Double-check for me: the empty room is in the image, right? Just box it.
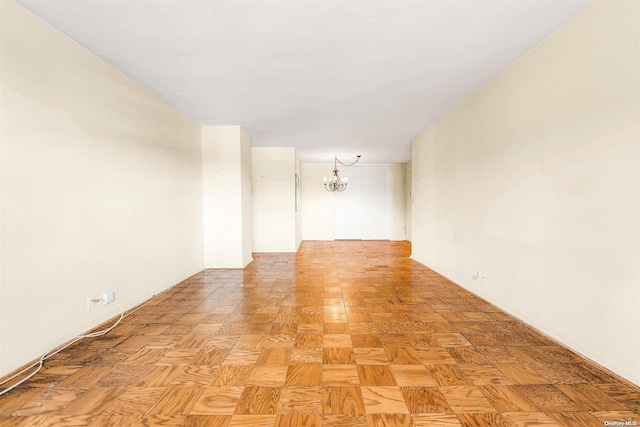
[1,0,639,426]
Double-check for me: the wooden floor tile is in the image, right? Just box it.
[235,334,267,349]
[459,365,511,386]
[439,386,497,413]
[465,348,508,365]
[210,365,253,386]
[323,365,361,386]
[100,387,165,415]
[447,348,489,365]
[498,412,558,426]
[234,386,281,415]
[546,411,603,426]
[323,334,352,347]
[277,386,323,414]
[190,387,244,415]
[183,415,232,427]
[390,365,437,387]
[156,349,199,366]
[556,383,628,411]
[594,383,640,411]
[322,414,368,426]
[275,413,321,427]
[263,335,295,349]
[324,347,356,364]
[347,313,372,323]
[57,366,114,388]
[247,366,288,386]
[349,323,378,335]
[322,386,365,415]
[147,387,203,415]
[351,334,382,348]
[60,387,126,415]
[324,323,350,334]
[400,386,453,414]
[134,366,182,387]
[193,348,230,365]
[297,323,324,334]
[176,335,211,350]
[435,333,472,347]
[477,385,538,412]
[408,333,440,348]
[357,365,397,386]
[124,348,167,366]
[228,414,277,427]
[411,414,462,426]
[294,334,323,349]
[416,348,457,365]
[1,241,638,427]
[285,364,322,386]
[495,363,549,385]
[366,413,415,427]
[208,336,241,349]
[172,365,219,386]
[456,412,509,427]
[427,364,471,386]
[93,365,151,388]
[223,349,262,365]
[361,386,409,414]
[324,313,348,323]
[354,348,390,365]
[11,389,85,416]
[513,384,583,412]
[384,347,422,365]
[33,415,96,426]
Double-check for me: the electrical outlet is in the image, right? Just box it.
[102,290,114,305]
[87,297,96,310]
[472,271,487,284]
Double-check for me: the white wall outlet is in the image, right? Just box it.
[472,271,481,281]
[87,297,96,310]
[102,290,115,305]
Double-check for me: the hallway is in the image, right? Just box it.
[1,241,638,426]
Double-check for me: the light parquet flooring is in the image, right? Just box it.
[1,241,639,427]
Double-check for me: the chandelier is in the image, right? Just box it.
[323,155,361,192]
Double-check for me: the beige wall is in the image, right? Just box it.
[295,155,302,250]
[405,161,412,242]
[389,163,407,241]
[240,129,253,266]
[1,1,204,376]
[411,0,639,385]
[202,126,253,268]
[301,163,336,240]
[301,162,408,241]
[252,147,297,252]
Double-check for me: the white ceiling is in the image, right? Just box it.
[17,0,592,163]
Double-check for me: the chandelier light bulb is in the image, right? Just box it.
[323,155,360,192]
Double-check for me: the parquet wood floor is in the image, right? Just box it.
[1,241,638,426]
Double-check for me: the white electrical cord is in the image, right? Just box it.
[0,277,185,396]
[0,302,124,396]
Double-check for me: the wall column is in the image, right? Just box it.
[202,126,253,268]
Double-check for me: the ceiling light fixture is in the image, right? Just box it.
[323,155,361,192]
